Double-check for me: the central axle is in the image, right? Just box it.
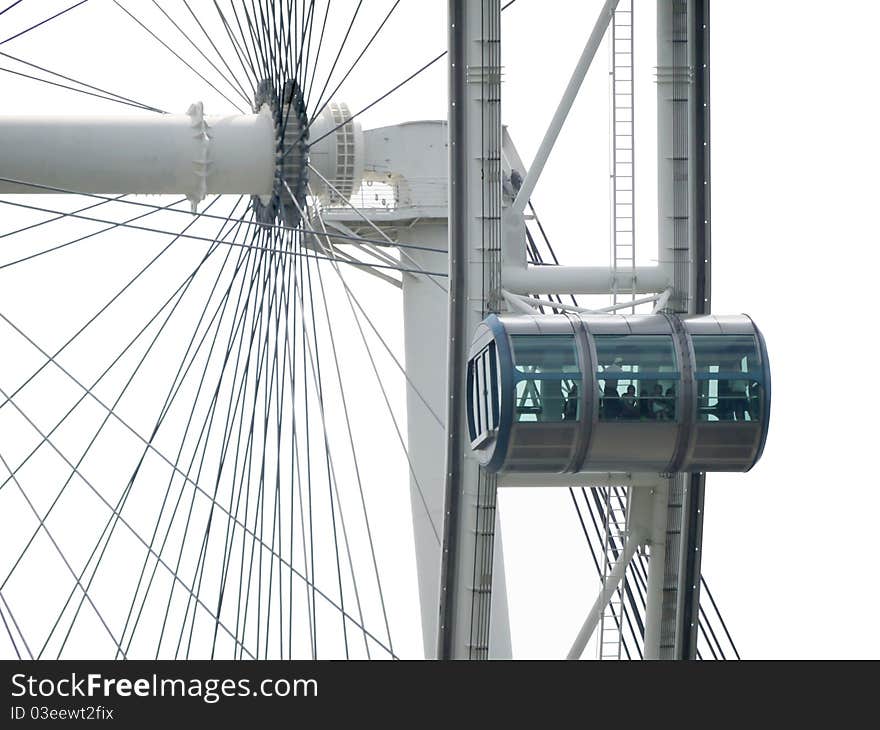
[0,79,362,227]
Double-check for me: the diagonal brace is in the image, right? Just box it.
[567,528,644,660]
[512,0,619,214]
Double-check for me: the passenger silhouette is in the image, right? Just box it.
[621,384,639,419]
[602,381,621,419]
[716,380,734,420]
[663,386,676,420]
[650,383,666,420]
[563,383,579,421]
[603,357,624,379]
[600,358,624,420]
[729,380,749,420]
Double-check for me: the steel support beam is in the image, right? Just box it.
[674,0,711,660]
[646,0,711,661]
[437,0,507,660]
[436,0,469,658]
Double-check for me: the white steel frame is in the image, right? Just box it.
[0,0,713,660]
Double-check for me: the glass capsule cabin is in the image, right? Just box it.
[466,313,770,474]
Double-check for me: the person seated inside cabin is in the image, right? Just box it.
[621,384,639,420]
[662,386,676,420]
[602,380,622,419]
[640,382,655,419]
[563,383,579,421]
[729,380,749,420]
[650,383,667,420]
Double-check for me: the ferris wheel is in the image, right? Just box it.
[0,0,752,660]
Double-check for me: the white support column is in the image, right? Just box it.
[403,220,512,660]
[398,222,453,659]
[0,107,276,207]
[643,478,671,659]
[656,0,691,310]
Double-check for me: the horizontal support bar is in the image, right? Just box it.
[504,289,671,314]
[502,264,671,295]
[499,472,663,489]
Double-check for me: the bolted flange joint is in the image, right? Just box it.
[251,78,309,228]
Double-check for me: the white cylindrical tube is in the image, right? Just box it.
[0,107,276,201]
[502,263,672,295]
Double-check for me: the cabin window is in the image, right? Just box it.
[594,335,679,421]
[692,335,762,421]
[467,341,501,446]
[511,335,581,423]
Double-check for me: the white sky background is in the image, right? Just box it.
[697,2,880,658]
[0,0,877,659]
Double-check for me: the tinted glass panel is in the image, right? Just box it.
[511,335,581,423]
[594,335,679,421]
[467,342,501,445]
[692,335,762,421]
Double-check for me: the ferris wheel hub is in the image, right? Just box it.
[251,78,310,227]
